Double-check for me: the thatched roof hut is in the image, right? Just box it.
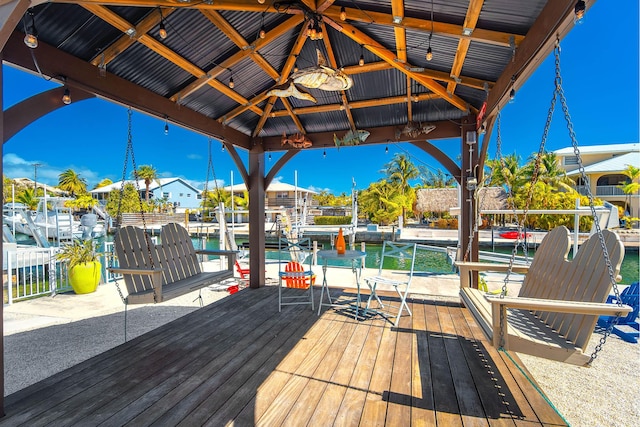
[415,187,508,213]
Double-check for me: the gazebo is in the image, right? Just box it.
[0,0,595,422]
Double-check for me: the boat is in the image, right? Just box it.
[3,198,105,243]
[499,230,532,239]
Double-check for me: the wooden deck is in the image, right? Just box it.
[0,286,567,426]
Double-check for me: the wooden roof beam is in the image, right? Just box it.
[269,93,439,117]
[70,1,523,47]
[170,15,303,103]
[447,0,484,94]
[87,6,176,66]
[342,61,493,91]
[391,0,407,63]
[328,18,472,112]
[253,26,308,137]
[320,21,355,130]
[200,10,280,81]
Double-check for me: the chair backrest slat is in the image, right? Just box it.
[114,226,157,295]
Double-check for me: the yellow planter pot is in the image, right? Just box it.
[69,261,102,294]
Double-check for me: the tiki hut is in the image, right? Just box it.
[415,187,508,214]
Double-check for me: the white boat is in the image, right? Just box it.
[3,198,105,243]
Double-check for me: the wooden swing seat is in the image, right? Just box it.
[456,226,632,366]
[110,223,237,304]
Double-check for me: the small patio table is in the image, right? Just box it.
[316,249,366,319]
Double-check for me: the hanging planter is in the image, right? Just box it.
[56,239,103,294]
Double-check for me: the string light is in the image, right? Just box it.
[359,45,365,66]
[221,143,226,152]
[258,0,265,4]
[508,76,516,103]
[62,88,71,105]
[23,9,38,49]
[228,73,235,89]
[385,145,389,154]
[268,152,272,161]
[426,0,434,61]
[164,116,169,135]
[158,9,167,39]
[323,149,326,159]
[340,6,347,21]
[259,13,266,39]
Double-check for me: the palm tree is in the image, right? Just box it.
[522,152,573,192]
[619,164,640,217]
[93,178,113,189]
[383,153,419,223]
[58,169,87,196]
[15,187,39,210]
[359,180,404,225]
[134,165,160,202]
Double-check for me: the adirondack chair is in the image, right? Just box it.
[278,238,315,312]
[457,226,632,366]
[110,222,237,305]
[597,282,639,343]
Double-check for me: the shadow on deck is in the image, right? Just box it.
[0,286,567,426]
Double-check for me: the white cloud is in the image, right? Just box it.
[2,153,100,187]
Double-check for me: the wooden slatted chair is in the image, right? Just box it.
[363,241,418,326]
[110,222,237,305]
[278,238,314,312]
[457,226,632,366]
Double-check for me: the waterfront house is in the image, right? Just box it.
[90,178,202,211]
[554,143,640,217]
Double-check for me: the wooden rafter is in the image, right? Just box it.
[320,21,355,131]
[87,7,176,66]
[447,0,484,95]
[252,26,308,137]
[67,1,524,48]
[342,61,492,91]
[327,18,472,112]
[269,93,439,118]
[391,0,407,63]
[82,4,263,115]
[170,15,303,103]
[406,76,413,122]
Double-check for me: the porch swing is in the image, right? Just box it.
[456,41,632,366]
[108,109,237,310]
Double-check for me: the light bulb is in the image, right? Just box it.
[268,152,272,161]
[62,88,71,105]
[24,33,38,49]
[426,47,433,61]
[509,88,516,103]
[340,7,347,21]
[359,54,364,66]
[385,146,389,154]
[293,62,299,73]
[258,0,265,4]
[229,76,234,89]
[259,26,266,39]
[164,122,169,135]
[159,22,167,39]
[323,149,326,159]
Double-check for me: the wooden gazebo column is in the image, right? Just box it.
[247,145,266,289]
[460,117,480,287]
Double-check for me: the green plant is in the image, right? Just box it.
[56,239,102,270]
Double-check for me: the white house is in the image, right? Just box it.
[90,177,202,210]
[554,143,639,218]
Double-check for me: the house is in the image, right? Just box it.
[223,182,318,223]
[90,178,202,211]
[554,143,640,218]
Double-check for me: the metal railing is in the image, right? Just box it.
[576,185,625,196]
[4,247,72,304]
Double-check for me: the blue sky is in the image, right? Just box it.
[2,1,638,195]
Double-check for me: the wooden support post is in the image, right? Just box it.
[460,117,479,288]
[248,147,266,288]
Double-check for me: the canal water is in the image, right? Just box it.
[196,238,639,286]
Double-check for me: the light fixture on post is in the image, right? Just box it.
[23,8,38,49]
[340,6,347,21]
[359,45,365,66]
[158,9,167,39]
[574,0,586,24]
[62,88,71,105]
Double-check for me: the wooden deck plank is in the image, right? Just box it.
[410,298,437,427]
[425,302,463,426]
[0,287,567,427]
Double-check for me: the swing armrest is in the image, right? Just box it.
[194,250,238,271]
[485,295,633,316]
[455,262,530,288]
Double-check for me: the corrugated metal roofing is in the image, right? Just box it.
[9,0,563,142]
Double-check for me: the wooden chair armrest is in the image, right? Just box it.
[455,262,530,288]
[485,295,633,316]
[108,267,164,276]
[195,249,237,270]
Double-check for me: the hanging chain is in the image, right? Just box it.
[545,40,623,363]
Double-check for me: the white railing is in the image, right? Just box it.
[4,247,72,304]
[596,185,625,196]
